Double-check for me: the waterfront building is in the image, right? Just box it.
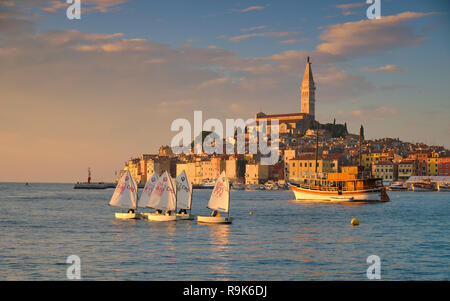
[176,156,222,184]
[437,156,450,176]
[372,160,398,183]
[426,152,439,176]
[398,159,416,181]
[361,150,391,169]
[407,152,430,176]
[283,149,297,181]
[225,156,246,183]
[288,154,334,182]
[245,162,269,185]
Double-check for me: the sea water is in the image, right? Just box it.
[0,183,449,280]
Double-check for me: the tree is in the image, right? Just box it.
[360,125,365,140]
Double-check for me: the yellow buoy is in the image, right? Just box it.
[249,211,254,215]
[351,218,360,226]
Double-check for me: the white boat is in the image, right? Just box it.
[411,181,436,192]
[138,172,159,218]
[175,170,194,220]
[437,183,450,192]
[108,170,141,219]
[246,184,259,191]
[193,180,216,189]
[387,181,407,191]
[231,183,246,190]
[197,171,232,224]
[143,171,178,222]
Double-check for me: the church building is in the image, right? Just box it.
[255,56,316,135]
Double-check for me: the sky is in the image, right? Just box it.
[0,0,449,182]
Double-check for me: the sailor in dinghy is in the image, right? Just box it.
[175,170,194,220]
[197,171,232,224]
[109,170,141,219]
[145,171,178,222]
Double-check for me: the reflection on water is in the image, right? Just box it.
[0,183,449,280]
[204,224,231,279]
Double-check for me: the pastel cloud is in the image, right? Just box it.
[362,64,408,73]
[240,25,267,32]
[239,6,265,13]
[229,31,292,42]
[317,12,437,56]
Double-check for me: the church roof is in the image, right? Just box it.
[255,112,309,119]
[302,56,315,85]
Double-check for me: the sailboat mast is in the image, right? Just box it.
[359,133,362,167]
[315,121,319,174]
[227,180,230,217]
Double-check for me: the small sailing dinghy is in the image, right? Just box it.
[109,170,140,219]
[138,172,159,220]
[145,171,178,222]
[197,171,232,224]
[175,170,194,220]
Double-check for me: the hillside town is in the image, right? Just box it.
[119,133,449,188]
[119,57,449,189]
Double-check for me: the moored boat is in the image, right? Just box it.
[437,183,450,192]
[411,181,436,192]
[289,165,389,202]
[246,184,259,191]
[387,182,407,191]
[231,183,246,190]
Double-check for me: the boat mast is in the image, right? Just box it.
[359,132,362,167]
[315,120,319,174]
[227,179,230,217]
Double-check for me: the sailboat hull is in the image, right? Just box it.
[144,213,178,222]
[197,216,233,224]
[176,213,194,220]
[115,212,141,219]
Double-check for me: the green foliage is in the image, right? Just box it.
[308,121,349,138]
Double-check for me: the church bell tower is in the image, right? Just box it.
[300,56,316,120]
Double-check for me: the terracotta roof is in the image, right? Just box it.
[255,112,309,119]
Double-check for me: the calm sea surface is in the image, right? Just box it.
[0,183,449,281]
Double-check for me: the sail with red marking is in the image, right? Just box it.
[207,171,230,213]
[147,171,177,211]
[138,172,159,208]
[109,170,138,209]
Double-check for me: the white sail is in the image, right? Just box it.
[207,171,230,213]
[138,172,159,208]
[147,171,177,211]
[109,170,138,209]
[175,170,192,210]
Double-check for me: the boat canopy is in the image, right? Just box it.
[406,176,450,183]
